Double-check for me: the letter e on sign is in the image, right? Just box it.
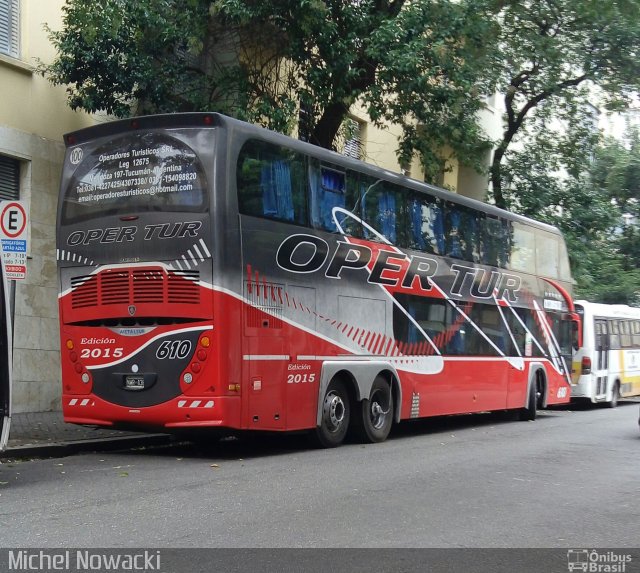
[0,201,27,240]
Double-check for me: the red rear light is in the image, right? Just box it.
[581,356,591,375]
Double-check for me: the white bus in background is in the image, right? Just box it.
[572,300,640,407]
[0,259,11,451]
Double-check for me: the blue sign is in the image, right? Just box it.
[1,239,26,252]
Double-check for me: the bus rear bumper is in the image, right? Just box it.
[62,394,242,430]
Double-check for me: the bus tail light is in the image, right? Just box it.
[581,356,592,375]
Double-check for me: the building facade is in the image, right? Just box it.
[1,0,96,413]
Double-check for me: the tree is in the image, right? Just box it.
[485,0,640,209]
[42,0,496,181]
[503,113,640,304]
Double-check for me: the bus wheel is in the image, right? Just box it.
[353,377,393,443]
[313,380,351,448]
[518,379,537,421]
[606,382,620,408]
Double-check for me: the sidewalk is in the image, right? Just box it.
[1,410,172,458]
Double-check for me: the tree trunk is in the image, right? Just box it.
[490,144,507,210]
[311,101,351,150]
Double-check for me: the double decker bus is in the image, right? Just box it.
[0,258,12,451]
[56,113,579,447]
[572,300,640,407]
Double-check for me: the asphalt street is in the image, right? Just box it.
[1,401,638,548]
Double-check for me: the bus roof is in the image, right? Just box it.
[65,112,563,236]
[574,300,640,320]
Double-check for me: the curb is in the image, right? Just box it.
[0,433,173,460]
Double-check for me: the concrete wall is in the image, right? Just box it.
[1,0,97,413]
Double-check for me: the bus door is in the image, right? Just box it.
[242,280,286,430]
[0,265,11,451]
[594,320,609,396]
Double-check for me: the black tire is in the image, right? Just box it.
[518,379,537,421]
[606,382,620,408]
[312,379,351,448]
[352,377,394,443]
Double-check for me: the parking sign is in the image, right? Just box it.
[0,200,28,280]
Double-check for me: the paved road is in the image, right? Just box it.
[1,402,638,548]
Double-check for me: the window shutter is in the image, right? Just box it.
[343,135,362,160]
[0,0,19,58]
[0,155,20,201]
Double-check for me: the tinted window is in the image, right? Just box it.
[392,294,511,356]
[557,238,572,281]
[237,140,308,225]
[402,193,443,255]
[359,176,402,244]
[310,162,362,234]
[480,216,511,268]
[510,223,536,273]
[444,203,482,263]
[535,230,560,279]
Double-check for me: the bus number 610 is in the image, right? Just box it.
[156,340,192,360]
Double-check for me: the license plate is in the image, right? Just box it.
[125,375,145,390]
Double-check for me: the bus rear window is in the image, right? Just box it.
[61,132,208,224]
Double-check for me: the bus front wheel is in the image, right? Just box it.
[313,380,351,448]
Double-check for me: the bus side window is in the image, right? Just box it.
[621,320,632,348]
[237,140,308,224]
[510,223,536,274]
[444,204,481,263]
[309,162,347,232]
[404,193,443,255]
[480,216,511,268]
[609,320,621,350]
[358,175,400,244]
[535,231,560,279]
[392,293,446,350]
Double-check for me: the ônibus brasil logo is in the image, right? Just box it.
[567,550,632,573]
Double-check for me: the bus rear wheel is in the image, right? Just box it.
[606,382,620,408]
[518,379,537,421]
[313,379,351,448]
[352,377,393,443]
